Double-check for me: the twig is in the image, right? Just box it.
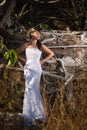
[70,0,78,18]
[65,74,74,85]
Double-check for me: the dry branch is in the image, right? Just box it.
[48,45,87,48]
[42,70,63,79]
[0,0,6,6]
[41,35,56,44]
[41,31,81,36]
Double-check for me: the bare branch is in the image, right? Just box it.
[48,45,87,49]
[0,0,6,6]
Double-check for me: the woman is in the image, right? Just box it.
[17,28,54,126]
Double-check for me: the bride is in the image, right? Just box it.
[17,28,54,126]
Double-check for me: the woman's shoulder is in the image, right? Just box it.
[24,42,31,48]
[26,45,33,49]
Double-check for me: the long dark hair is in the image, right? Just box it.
[36,40,42,50]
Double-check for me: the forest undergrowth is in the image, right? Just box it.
[0,67,87,130]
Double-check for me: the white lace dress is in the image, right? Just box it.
[23,47,46,126]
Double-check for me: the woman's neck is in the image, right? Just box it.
[31,39,37,48]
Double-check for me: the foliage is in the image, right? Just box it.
[0,37,18,66]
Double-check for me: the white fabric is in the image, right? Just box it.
[23,48,46,126]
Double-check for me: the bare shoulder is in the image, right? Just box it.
[26,45,33,48]
[16,42,30,53]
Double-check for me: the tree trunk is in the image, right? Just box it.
[1,0,16,27]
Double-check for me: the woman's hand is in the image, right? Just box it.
[40,59,46,65]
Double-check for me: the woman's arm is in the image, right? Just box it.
[40,44,54,65]
[16,43,28,54]
[18,55,26,63]
[16,43,28,63]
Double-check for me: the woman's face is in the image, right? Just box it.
[31,31,41,40]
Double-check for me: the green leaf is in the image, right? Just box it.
[7,49,18,66]
[4,51,9,59]
[7,60,12,66]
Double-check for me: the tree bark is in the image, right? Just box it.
[1,0,16,27]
